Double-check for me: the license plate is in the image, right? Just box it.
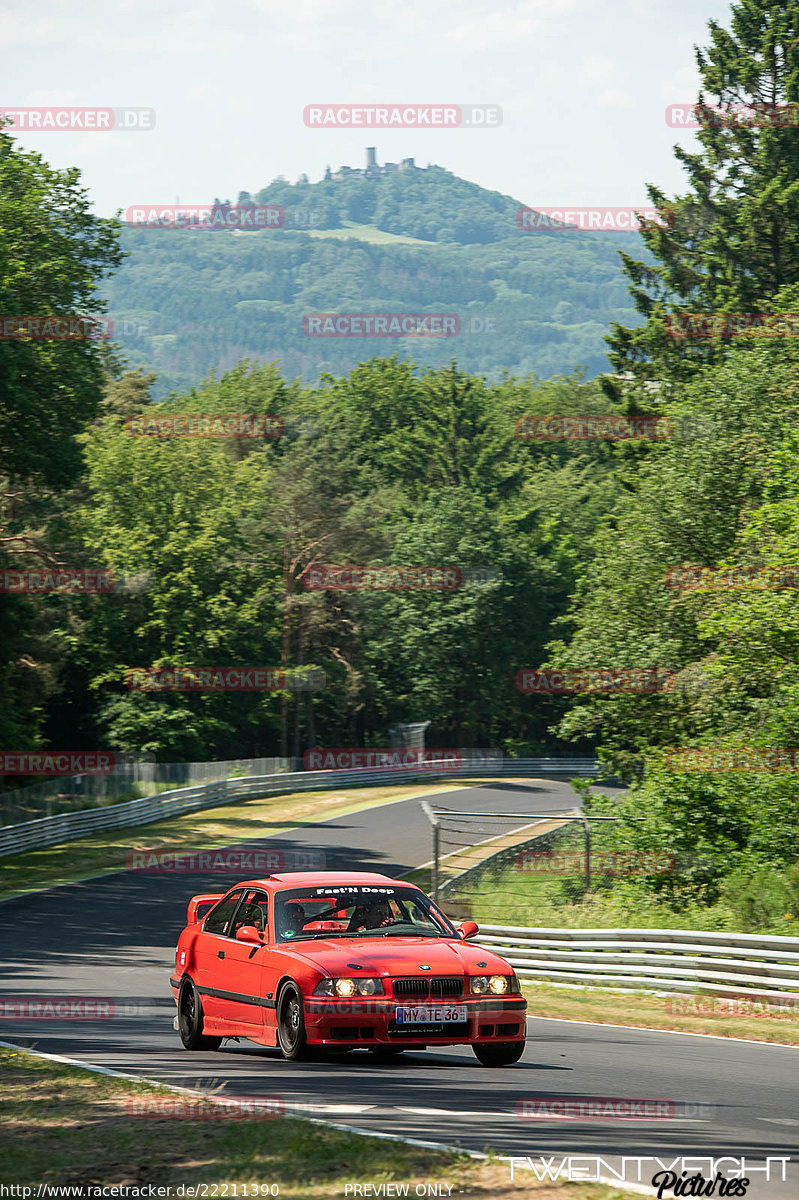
[395,1005,467,1024]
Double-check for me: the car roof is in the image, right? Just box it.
[232,871,412,890]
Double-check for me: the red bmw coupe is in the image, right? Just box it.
[170,871,526,1065]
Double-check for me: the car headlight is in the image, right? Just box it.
[312,977,385,998]
[469,974,512,995]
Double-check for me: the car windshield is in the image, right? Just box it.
[274,884,456,943]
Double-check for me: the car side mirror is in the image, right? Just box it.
[235,925,262,944]
[457,921,479,940]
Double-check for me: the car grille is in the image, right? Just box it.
[392,976,464,1000]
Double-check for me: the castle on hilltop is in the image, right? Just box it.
[324,147,418,182]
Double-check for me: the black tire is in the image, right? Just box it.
[472,1041,525,1067]
[276,982,308,1061]
[177,978,222,1051]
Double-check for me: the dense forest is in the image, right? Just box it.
[4,0,799,930]
[106,167,643,399]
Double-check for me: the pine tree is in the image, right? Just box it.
[605,0,799,397]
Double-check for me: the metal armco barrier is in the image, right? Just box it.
[475,925,799,1001]
[0,758,601,858]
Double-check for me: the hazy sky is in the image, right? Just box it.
[2,0,735,217]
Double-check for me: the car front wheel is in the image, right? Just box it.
[472,1041,525,1067]
[276,981,308,1060]
[177,978,222,1051]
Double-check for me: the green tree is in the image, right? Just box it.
[606,0,799,392]
[0,123,122,488]
[0,127,121,757]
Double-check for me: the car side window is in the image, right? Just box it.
[231,889,269,936]
[204,888,245,936]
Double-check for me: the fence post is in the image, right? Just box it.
[581,812,591,890]
[420,801,440,900]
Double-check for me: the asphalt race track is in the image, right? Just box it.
[1,779,797,1198]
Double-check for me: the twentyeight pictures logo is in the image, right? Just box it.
[303,104,502,127]
[0,107,155,130]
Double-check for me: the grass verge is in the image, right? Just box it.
[522,981,799,1045]
[0,1047,624,1199]
[0,778,497,904]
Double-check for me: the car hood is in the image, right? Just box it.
[281,935,512,977]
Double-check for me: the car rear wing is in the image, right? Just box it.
[187,893,224,925]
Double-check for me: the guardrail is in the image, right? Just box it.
[475,925,799,1001]
[0,757,602,858]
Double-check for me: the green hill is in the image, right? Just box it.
[105,161,646,398]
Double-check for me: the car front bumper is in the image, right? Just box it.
[302,996,527,1047]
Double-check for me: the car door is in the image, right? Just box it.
[223,889,271,1031]
[192,887,246,1024]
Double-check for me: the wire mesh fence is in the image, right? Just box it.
[0,756,300,827]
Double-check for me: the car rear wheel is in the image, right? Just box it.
[472,1041,525,1067]
[276,982,308,1061]
[178,978,222,1051]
